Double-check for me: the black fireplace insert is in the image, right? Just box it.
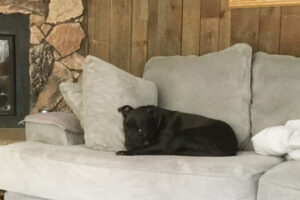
[0,14,29,127]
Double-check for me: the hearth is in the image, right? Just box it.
[0,14,29,127]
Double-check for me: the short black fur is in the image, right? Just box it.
[117,105,238,156]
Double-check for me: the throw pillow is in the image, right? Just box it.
[252,126,295,156]
[82,56,158,151]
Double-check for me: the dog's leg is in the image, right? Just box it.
[117,131,174,156]
[116,143,167,155]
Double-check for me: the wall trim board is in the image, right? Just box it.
[229,0,300,8]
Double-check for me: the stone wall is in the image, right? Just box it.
[0,0,87,113]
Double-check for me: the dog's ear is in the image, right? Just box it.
[118,105,133,117]
[147,106,162,129]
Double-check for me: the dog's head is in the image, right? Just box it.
[118,105,162,150]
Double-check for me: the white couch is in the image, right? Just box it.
[1,44,300,200]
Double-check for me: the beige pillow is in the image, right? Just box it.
[82,56,157,151]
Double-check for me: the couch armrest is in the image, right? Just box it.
[22,112,84,145]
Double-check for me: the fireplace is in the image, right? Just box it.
[0,0,87,129]
[0,36,14,114]
[0,14,29,127]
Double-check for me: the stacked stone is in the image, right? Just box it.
[0,0,87,113]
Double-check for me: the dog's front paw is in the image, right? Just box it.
[116,151,131,156]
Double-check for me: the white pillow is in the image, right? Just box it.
[288,149,300,160]
[59,82,84,127]
[285,120,300,149]
[82,56,158,151]
[252,126,295,156]
[286,119,300,130]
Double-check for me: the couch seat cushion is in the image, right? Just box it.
[5,192,47,200]
[0,142,283,200]
[257,161,300,200]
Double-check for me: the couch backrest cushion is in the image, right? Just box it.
[251,52,300,135]
[143,44,252,149]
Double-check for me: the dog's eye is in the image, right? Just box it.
[138,128,142,135]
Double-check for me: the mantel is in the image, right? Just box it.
[229,0,300,8]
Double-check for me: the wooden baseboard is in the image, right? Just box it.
[0,128,25,145]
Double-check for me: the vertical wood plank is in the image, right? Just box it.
[219,0,231,50]
[231,8,260,51]
[131,0,148,77]
[182,0,201,55]
[200,19,220,54]
[200,0,221,55]
[147,0,159,59]
[201,0,221,18]
[281,6,300,14]
[259,7,281,54]
[110,0,132,72]
[156,0,183,56]
[280,12,300,57]
[88,0,110,61]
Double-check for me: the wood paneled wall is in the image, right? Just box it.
[88,0,300,77]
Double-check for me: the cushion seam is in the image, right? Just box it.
[260,180,300,191]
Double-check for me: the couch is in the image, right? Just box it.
[0,44,299,200]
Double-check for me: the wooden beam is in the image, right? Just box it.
[229,0,300,8]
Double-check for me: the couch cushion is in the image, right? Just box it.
[257,161,300,200]
[25,122,84,145]
[251,52,300,135]
[0,142,283,200]
[5,192,48,200]
[143,44,252,149]
[23,112,84,145]
[82,56,157,152]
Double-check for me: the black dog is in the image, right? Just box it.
[116,105,238,156]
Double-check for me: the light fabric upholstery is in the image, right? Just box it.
[288,149,300,160]
[59,82,83,126]
[257,161,300,200]
[82,56,157,151]
[0,142,283,200]
[22,112,83,134]
[143,44,252,149]
[23,112,84,145]
[251,52,300,135]
[25,122,84,145]
[5,192,48,200]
